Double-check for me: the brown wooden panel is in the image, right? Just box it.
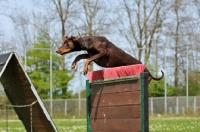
[1,80,30,88]
[91,119,140,131]
[91,80,140,95]
[32,121,46,127]
[91,92,140,107]
[91,105,140,119]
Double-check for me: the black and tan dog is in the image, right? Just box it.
[56,36,164,82]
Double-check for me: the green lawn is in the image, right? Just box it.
[0,117,200,132]
[150,117,200,132]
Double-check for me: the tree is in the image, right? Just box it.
[34,0,80,70]
[164,0,196,94]
[118,0,166,64]
[77,0,117,72]
[186,70,200,96]
[80,0,115,36]
[26,36,73,99]
[149,79,175,97]
[0,1,17,53]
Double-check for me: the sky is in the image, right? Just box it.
[0,0,39,35]
[0,1,28,91]
[0,0,33,35]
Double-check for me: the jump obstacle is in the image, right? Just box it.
[0,52,58,132]
[86,64,149,132]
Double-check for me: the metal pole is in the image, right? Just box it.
[176,97,179,114]
[78,72,81,116]
[26,47,53,115]
[78,90,81,116]
[65,99,67,116]
[50,48,53,116]
[186,45,188,110]
[164,50,167,115]
[25,48,27,71]
[194,96,196,113]
[151,98,153,115]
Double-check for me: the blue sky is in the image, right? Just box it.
[0,0,33,35]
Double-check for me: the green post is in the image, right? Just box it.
[86,80,91,132]
[140,72,149,132]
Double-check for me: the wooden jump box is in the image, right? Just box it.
[86,72,149,132]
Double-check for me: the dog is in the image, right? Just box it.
[56,36,164,82]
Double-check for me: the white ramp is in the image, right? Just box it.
[0,52,58,132]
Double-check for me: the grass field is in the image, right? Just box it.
[0,117,200,132]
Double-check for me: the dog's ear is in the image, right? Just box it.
[64,36,69,41]
[71,36,79,43]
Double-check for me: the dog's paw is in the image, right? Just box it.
[71,63,76,69]
[83,68,88,75]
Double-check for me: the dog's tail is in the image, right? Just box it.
[145,68,164,81]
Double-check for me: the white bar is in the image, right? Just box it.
[186,45,188,109]
[50,49,53,116]
[78,92,81,116]
[65,100,67,116]
[194,96,196,113]
[176,97,179,114]
[151,98,153,115]
[164,48,167,115]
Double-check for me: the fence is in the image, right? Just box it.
[1,96,200,119]
[149,96,200,115]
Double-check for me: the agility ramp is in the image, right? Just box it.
[0,52,58,132]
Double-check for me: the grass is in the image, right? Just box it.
[0,117,200,132]
[150,117,200,132]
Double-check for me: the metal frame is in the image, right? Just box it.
[140,72,149,132]
[86,80,91,132]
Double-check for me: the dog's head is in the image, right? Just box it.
[56,36,80,55]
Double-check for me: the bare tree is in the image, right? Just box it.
[35,0,80,70]
[80,0,115,36]
[78,0,116,71]
[164,0,195,93]
[118,0,166,65]
[0,0,17,54]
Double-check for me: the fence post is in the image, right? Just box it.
[79,92,81,116]
[140,72,149,132]
[194,96,196,113]
[65,99,67,116]
[176,97,179,114]
[86,80,91,132]
[150,98,153,115]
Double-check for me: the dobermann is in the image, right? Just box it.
[56,36,164,82]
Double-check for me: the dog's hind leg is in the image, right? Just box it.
[71,54,89,69]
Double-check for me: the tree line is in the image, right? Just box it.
[1,0,200,98]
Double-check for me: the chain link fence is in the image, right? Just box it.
[1,96,200,119]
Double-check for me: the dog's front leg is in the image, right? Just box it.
[83,52,107,75]
[71,54,90,69]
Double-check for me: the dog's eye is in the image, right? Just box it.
[64,43,69,46]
